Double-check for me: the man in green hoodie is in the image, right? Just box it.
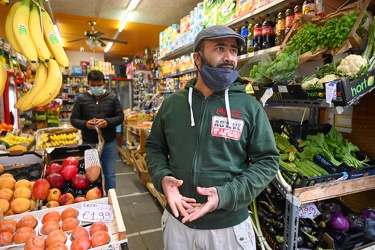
[145,25,279,249]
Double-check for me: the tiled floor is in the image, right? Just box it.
[114,153,164,250]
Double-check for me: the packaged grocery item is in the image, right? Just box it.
[247,17,256,53]
[261,14,275,49]
[302,0,315,16]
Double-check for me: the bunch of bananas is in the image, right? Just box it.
[37,132,78,149]
[3,0,70,110]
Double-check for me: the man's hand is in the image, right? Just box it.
[95,119,108,128]
[181,186,219,224]
[86,119,96,129]
[162,176,197,218]
[86,118,108,129]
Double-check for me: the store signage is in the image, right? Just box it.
[79,203,114,223]
[298,203,321,219]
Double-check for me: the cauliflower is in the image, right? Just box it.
[336,55,368,78]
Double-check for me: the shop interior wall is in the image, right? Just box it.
[65,51,105,68]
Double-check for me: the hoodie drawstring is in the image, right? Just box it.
[225,88,232,127]
[189,87,195,127]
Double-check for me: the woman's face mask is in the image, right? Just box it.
[197,53,238,92]
[91,86,104,96]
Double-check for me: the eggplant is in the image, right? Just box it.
[365,219,375,240]
[346,213,365,232]
[297,231,305,248]
[360,207,375,220]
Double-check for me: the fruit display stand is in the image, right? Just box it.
[0,188,128,250]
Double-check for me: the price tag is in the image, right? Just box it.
[299,203,321,219]
[78,203,114,223]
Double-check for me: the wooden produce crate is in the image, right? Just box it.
[146,182,166,208]
[279,0,370,64]
[131,151,150,184]
[0,189,128,250]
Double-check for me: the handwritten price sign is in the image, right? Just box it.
[78,203,114,223]
[299,203,321,219]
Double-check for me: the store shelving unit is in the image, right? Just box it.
[155,1,375,249]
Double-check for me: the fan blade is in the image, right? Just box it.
[85,30,104,38]
[100,37,128,44]
[97,39,107,47]
[67,38,87,43]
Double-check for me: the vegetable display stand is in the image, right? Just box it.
[272,175,375,249]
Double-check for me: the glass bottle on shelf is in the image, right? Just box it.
[247,18,256,53]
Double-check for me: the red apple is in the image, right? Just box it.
[62,156,79,167]
[59,192,75,206]
[46,173,65,188]
[33,178,51,200]
[45,162,63,175]
[86,187,102,200]
[61,164,78,180]
[71,174,90,189]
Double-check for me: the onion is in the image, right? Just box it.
[327,212,350,232]
[360,208,375,220]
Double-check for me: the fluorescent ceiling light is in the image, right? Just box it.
[104,42,114,53]
[53,24,63,47]
[118,11,129,32]
[127,0,141,11]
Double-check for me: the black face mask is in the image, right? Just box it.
[196,54,238,92]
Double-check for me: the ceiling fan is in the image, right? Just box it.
[67,21,128,49]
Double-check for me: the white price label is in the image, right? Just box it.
[78,203,114,223]
[298,203,321,219]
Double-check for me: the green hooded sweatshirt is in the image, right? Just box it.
[145,78,279,229]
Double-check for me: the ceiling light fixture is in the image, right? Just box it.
[127,0,141,11]
[118,11,129,32]
[53,24,63,47]
[104,42,114,52]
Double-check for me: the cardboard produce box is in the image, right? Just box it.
[35,127,82,150]
[45,144,104,199]
[0,151,44,181]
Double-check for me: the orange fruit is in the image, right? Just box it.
[0,231,13,246]
[41,220,60,236]
[6,124,13,131]
[13,226,36,244]
[47,241,68,250]
[71,225,89,240]
[42,211,61,224]
[89,221,107,236]
[71,235,91,250]
[61,207,78,221]
[61,217,79,232]
[90,230,110,248]
[17,215,37,229]
[0,219,17,234]
[24,236,46,250]
[45,230,67,247]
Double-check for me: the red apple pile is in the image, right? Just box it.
[35,156,103,207]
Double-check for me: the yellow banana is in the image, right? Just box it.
[12,0,38,62]
[0,61,7,96]
[32,59,62,106]
[14,62,47,111]
[5,1,23,53]
[0,0,10,6]
[29,2,51,62]
[39,0,69,68]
